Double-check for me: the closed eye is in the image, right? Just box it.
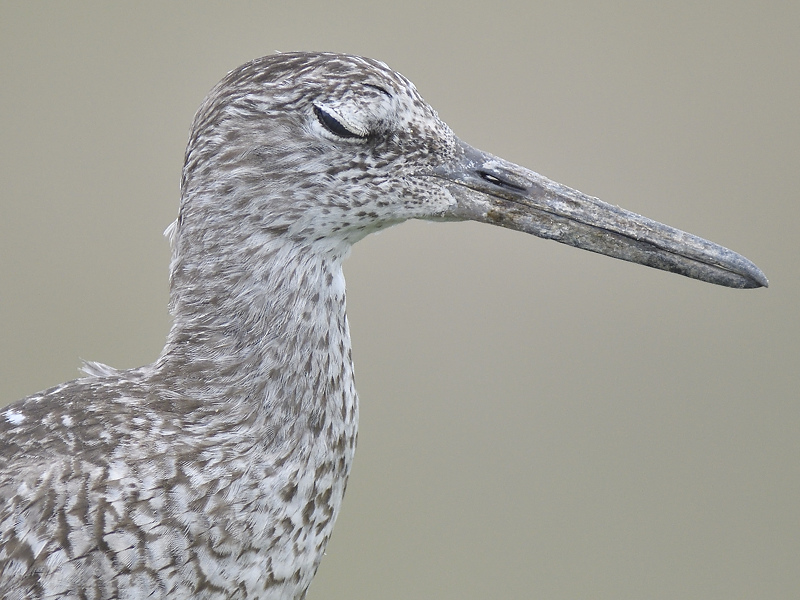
[313,105,367,139]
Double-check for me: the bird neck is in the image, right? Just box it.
[153,234,356,424]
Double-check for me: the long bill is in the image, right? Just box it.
[435,140,768,289]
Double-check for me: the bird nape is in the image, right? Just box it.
[0,52,767,600]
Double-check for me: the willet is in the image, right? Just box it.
[0,52,767,599]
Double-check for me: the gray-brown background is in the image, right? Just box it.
[1,2,797,598]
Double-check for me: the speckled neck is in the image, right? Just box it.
[156,220,357,424]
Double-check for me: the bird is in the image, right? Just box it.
[0,52,767,599]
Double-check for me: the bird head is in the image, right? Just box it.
[172,52,767,289]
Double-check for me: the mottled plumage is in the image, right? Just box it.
[0,53,766,599]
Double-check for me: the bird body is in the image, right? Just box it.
[0,241,357,599]
[0,53,766,598]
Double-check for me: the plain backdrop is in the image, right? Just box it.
[1,2,798,599]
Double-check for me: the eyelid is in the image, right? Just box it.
[313,104,368,139]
